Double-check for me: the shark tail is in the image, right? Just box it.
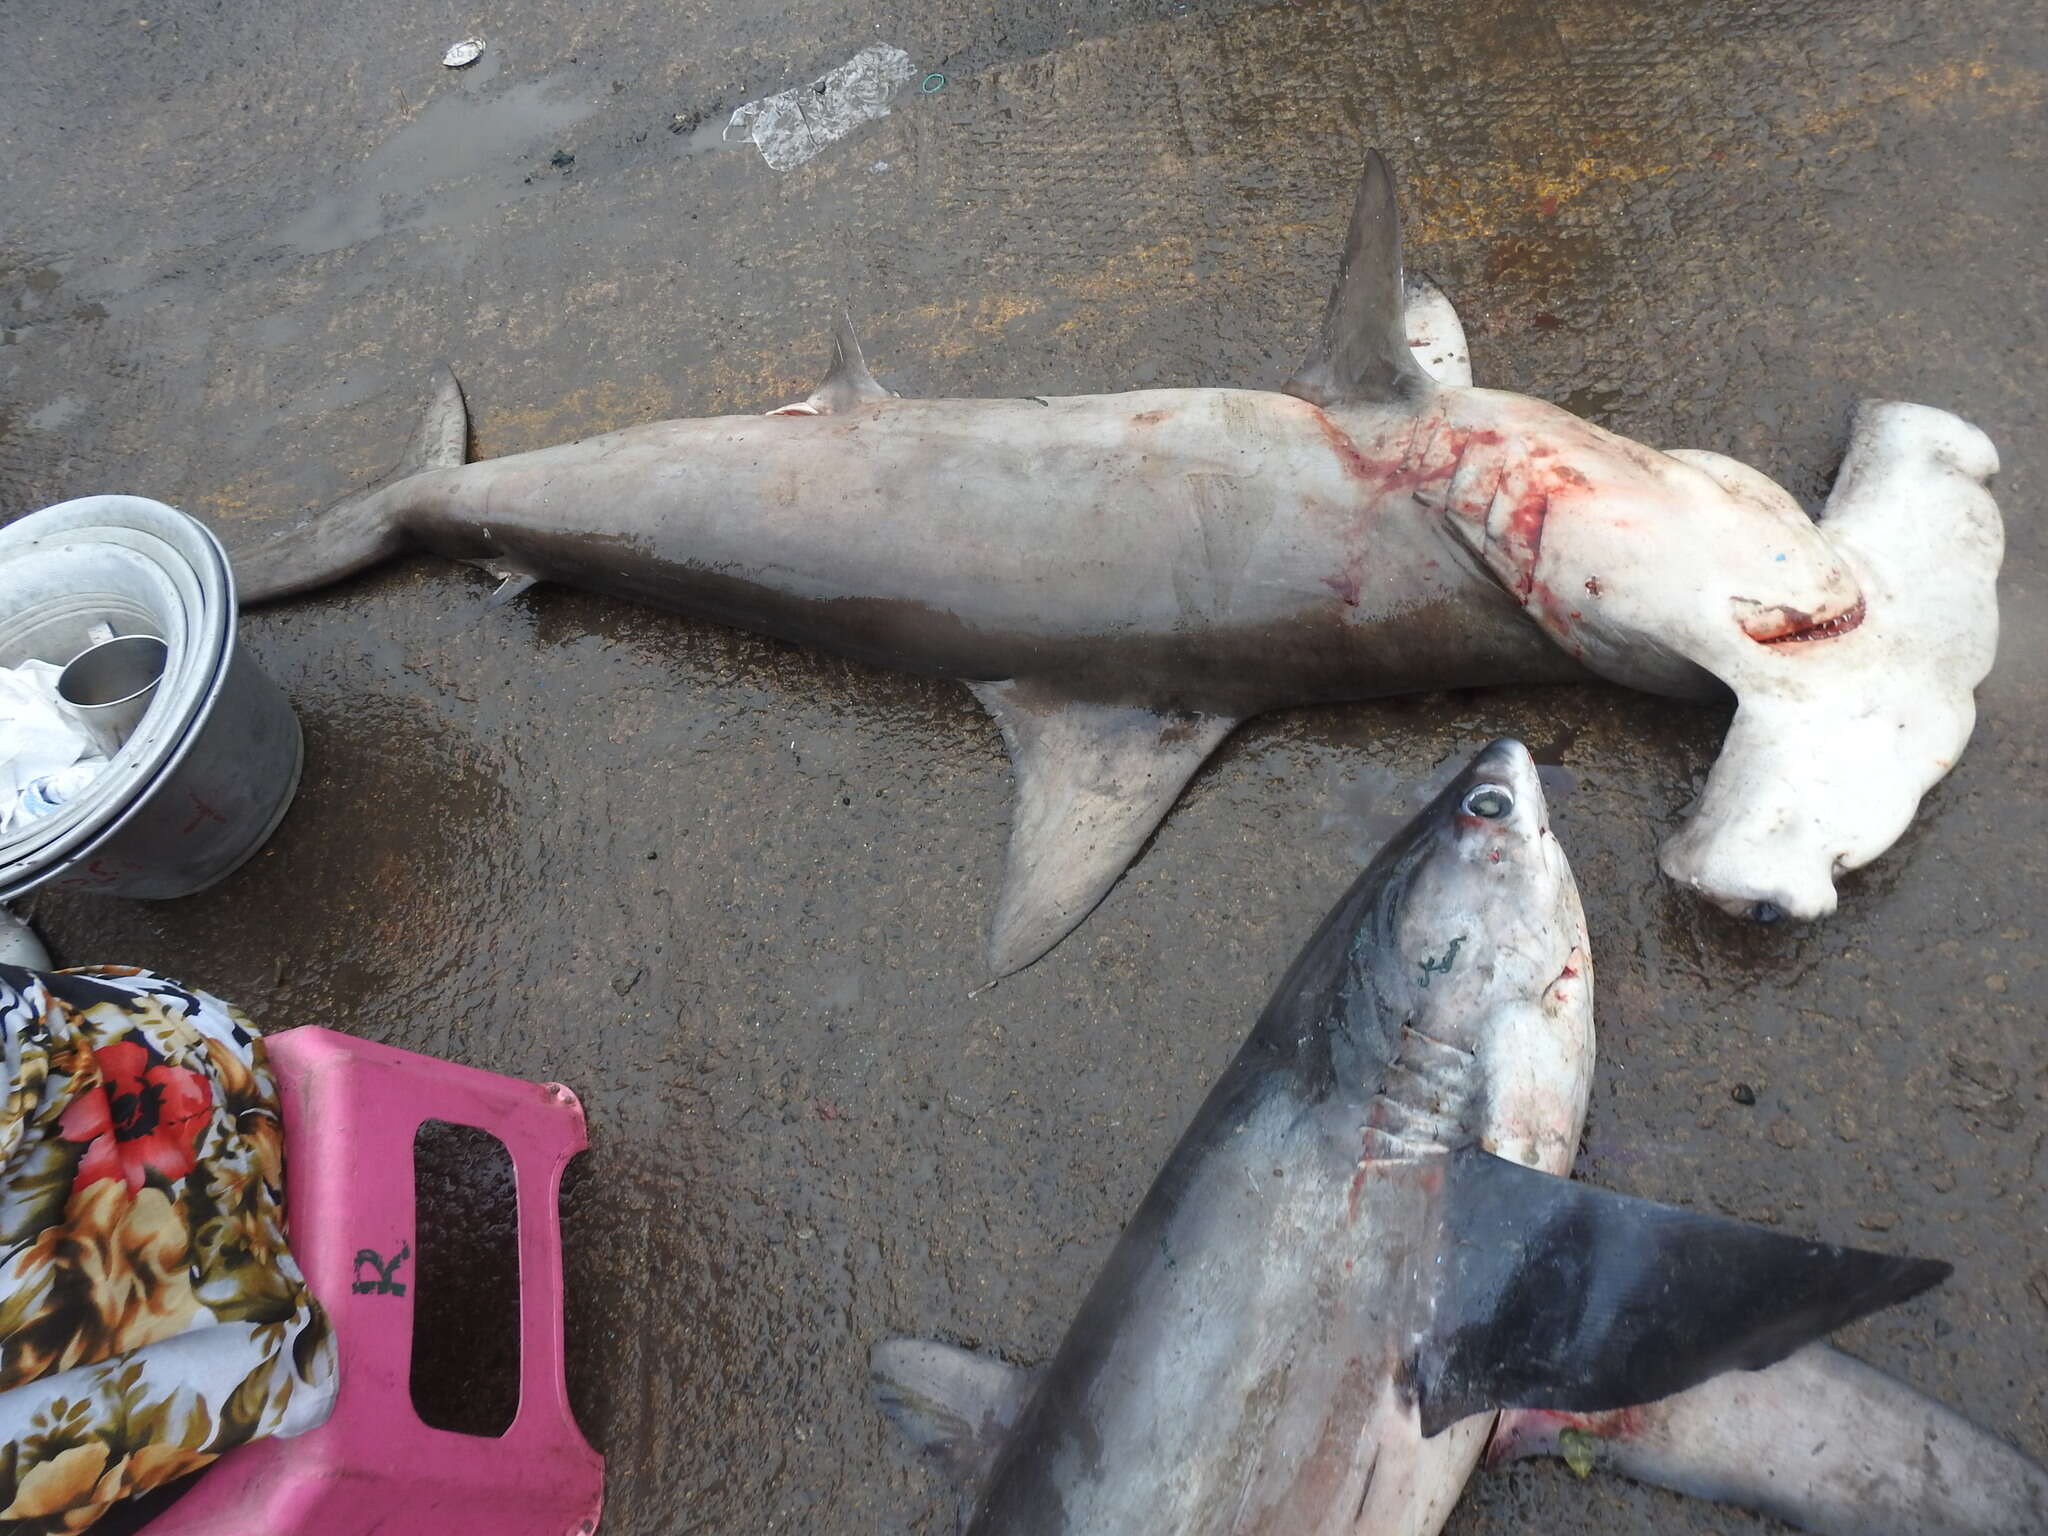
[230,364,469,604]
[1489,1343,2048,1536]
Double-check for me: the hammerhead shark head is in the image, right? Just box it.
[231,153,2003,974]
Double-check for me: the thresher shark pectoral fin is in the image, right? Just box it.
[969,681,1239,977]
[1413,1145,1952,1437]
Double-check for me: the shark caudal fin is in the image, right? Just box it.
[871,1338,1037,1491]
[1284,150,1434,408]
[969,681,1239,976]
[1413,1146,1950,1437]
[1489,1344,2048,1536]
[229,363,470,604]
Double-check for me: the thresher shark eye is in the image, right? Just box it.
[1461,785,1514,820]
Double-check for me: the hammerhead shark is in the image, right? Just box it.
[231,153,2003,973]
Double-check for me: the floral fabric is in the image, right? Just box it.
[0,965,335,1533]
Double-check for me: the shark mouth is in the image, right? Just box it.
[1740,596,1868,646]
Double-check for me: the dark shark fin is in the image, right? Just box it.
[969,681,1238,975]
[1487,1344,2048,1536]
[871,1338,1037,1488]
[1284,151,1433,409]
[232,363,470,605]
[1414,1145,1951,1437]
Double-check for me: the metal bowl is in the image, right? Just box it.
[0,496,302,900]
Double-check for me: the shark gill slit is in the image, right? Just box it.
[1362,1020,1476,1159]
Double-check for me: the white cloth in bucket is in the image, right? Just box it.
[0,660,109,835]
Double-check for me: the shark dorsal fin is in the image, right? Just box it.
[766,313,894,417]
[814,311,896,413]
[1284,151,1434,409]
[1414,1146,1951,1436]
[871,1338,1037,1489]
[969,681,1238,976]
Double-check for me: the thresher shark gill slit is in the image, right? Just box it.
[227,151,2004,974]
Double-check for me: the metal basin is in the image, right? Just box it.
[0,495,303,900]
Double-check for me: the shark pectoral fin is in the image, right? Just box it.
[1283,150,1433,409]
[1414,1145,1950,1438]
[1487,1345,2048,1536]
[871,1338,1038,1489]
[970,682,1238,976]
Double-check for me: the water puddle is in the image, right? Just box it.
[278,58,604,257]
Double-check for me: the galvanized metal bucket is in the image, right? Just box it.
[0,496,303,900]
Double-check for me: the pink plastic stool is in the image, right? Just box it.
[147,1026,604,1536]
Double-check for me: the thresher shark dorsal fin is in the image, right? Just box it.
[1285,149,1436,410]
[970,681,1239,976]
[871,1338,1038,1488]
[1413,1145,1952,1437]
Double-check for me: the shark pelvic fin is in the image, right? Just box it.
[1414,1145,1951,1437]
[871,1338,1037,1489]
[1487,1344,2048,1536]
[478,561,541,608]
[1284,150,1434,409]
[970,682,1238,976]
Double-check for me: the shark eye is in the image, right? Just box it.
[1461,784,1513,820]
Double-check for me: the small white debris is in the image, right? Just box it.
[442,38,486,68]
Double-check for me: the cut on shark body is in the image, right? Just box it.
[870,739,2042,1536]
[227,152,2003,973]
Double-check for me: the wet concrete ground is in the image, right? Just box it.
[2,0,2044,1530]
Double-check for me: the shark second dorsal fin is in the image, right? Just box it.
[1414,1146,1951,1437]
[871,1338,1037,1489]
[969,682,1238,976]
[1284,151,1434,410]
